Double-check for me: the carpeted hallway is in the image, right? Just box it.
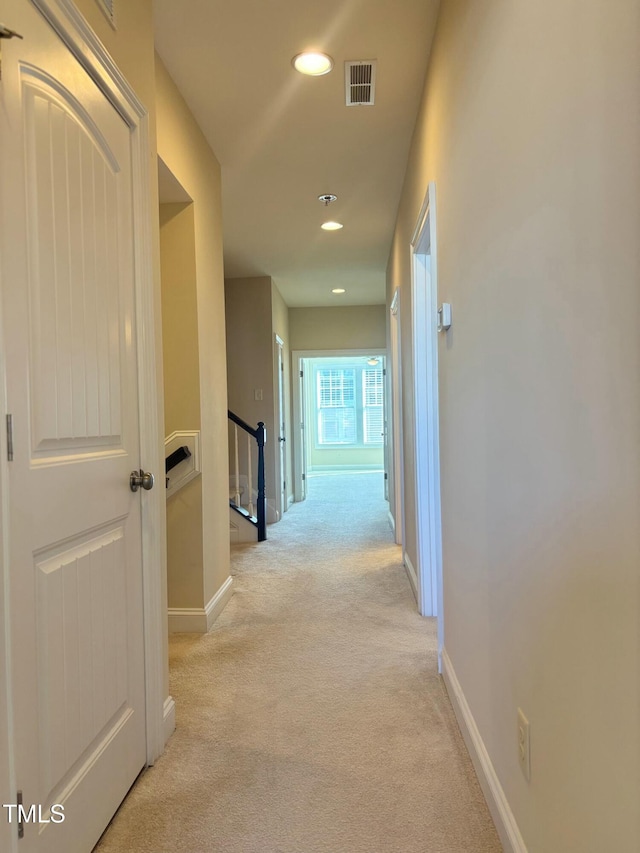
[95,472,501,853]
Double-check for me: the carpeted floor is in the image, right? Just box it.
[95,472,501,853]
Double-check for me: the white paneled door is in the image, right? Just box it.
[0,3,147,851]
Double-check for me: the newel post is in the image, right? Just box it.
[256,421,267,541]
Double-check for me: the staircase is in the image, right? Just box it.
[228,410,267,542]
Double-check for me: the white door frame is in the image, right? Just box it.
[274,334,286,517]
[389,288,405,548]
[292,359,307,502]
[410,183,444,660]
[0,2,167,808]
[291,349,387,499]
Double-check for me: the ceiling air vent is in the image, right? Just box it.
[95,0,116,28]
[345,60,376,106]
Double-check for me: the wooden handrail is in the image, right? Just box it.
[228,409,258,438]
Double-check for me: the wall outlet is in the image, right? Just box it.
[517,708,531,782]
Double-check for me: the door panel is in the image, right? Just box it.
[0,3,146,851]
[24,70,126,456]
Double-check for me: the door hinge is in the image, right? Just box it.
[383,368,387,376]
[299,370,303,378]
[302,473,306,481]
[17,789,24,838]
[6,414,13,461]
[384,472,388,480]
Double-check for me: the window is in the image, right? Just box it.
[363,368,383,444]
[317,369,356,444]
[315,363,383,447]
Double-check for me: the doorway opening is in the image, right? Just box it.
[292,350,387,505]
[410,183,444,664]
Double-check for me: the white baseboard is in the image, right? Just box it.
[204,576,234,630]
[387,510,396,535]
[404,552,418,604]
[441,649,527,853]
[266,498,280,523]
[168,576,234,633]
[163,696,176,745]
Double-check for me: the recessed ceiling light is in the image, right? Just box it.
[292,52,334,76]
[332,288,346,294]
[321,221,343,231]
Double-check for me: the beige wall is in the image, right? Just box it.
[225,277,294,519]
[225,277,275,430]
[156,56,230,607]
[272,283,293,510]
[225,277,277,514]
[160,203,204,608]
[388,1,640,849]
[289,306,386,351]
[308,446,383,470]
[160,204,200,434]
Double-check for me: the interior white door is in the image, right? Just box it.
[0,3,147,851]
[382,357,389,501]
[276,339,286,512]
[390,290,404,547]
[300,362,308,500]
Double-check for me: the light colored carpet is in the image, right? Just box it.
[96,472,501,853]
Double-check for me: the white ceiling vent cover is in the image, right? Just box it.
[95,0,116,28]
[345,60,377,106]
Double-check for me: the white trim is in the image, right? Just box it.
[167,609,207,633]
[168,577,234,633]
[0,264,16,853]
[387,510,395,535]
[441,650,527,853]
[389,288,405,547]
[292,357,306,502]
[403,553,419,605]
[165,430,201,498]
[205,576,234,628]
[410,184,444,668]
[31,0,166,765]
[274,334,285,520]
[163,696,176,745]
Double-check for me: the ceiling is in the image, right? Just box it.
[153,0,440,307]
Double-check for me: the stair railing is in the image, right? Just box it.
[228,410,267,541]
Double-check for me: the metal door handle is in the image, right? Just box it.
[130,469,155,492]
[278,437,286,442]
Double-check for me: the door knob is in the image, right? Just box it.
[130,469,155,492]
[278,437,286,443]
